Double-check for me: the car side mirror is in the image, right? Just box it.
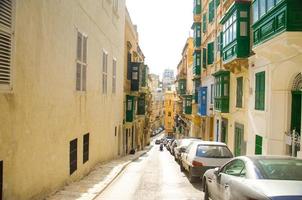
[214,167,220,176]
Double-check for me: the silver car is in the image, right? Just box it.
[203,156,302,200]
[180,141,233,182]
[173,138,201,163]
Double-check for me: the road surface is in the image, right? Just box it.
[96,137,204,200]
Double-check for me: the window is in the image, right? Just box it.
[203,13,207,33]
[127,99,132,111]
[115,126,117,136]
[253,0,279,24]
[207,42,214,65]
[76,32,87,91]
[209,0,215,23]
[255,159,302,180]
[222,160,246,177]
[255,135,263,155]
[252,0,259,23]
[210,84,214,104]
[112,58,117,93]
[259,0,266,18]
[202,48,207,68]
[0,0,13,90]
[83,133,89,163]
[102,50,108,94]
[255,71,265,110]
[223,12,237,47]
[267,0,275,11]
[0,160,2,200]
[70,139,77,175]
[236,77,243,108]
[168,112,171,117]
[196,145,233,158]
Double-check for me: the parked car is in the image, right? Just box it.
[174,138,201,162]
[203,156,302,200]
[170,140,178,156]
[166,139,175,152]
[180,141,233,182]
[155,139,161,145]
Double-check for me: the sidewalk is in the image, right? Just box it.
[47,146,153,200]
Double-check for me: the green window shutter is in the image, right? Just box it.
[255,135,263,155]
[203,13,207,33]
[202,48,207,68]
[219,32,223,57]
[207,42,214,65]
[255,72,265,110]
[236,77,243,108]
[209,1,214,23]
[216,0,220,8]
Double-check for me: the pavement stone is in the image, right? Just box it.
[46,146,152,200]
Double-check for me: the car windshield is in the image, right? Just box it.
[255,158,302,180]
[196,145,233,158]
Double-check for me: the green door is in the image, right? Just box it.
[234,124,244,156]
[291,91,301,135]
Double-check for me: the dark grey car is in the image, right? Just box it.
[203,156,302,200]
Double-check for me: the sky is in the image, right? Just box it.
[126,0,193,79]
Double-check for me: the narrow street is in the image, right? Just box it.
[96,136,204,200]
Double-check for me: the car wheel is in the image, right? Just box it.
[180,162,185,172]
[204,181,210,200]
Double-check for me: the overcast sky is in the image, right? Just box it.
[126,0,193,79]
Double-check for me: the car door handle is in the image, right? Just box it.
[224,184,229,189]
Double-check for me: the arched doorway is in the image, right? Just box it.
[291,73,302,136]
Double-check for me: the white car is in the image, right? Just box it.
[180,141,233,182]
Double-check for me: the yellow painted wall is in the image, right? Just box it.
[0,0,125,199]
[164,92,175,133]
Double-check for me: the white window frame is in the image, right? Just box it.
[76,31,88,92]
[112,58,117,94]
[102,50,108,94]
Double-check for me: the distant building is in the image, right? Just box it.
[164,91,176,134]
[148,74,164,133]
[162,69,175,91]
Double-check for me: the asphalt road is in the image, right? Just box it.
[96,136,204,200]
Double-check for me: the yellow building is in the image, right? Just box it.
[164,91,176,135]
[124,9,149,153]
[148,74,164,133]
[0,0,125,199]
[175,38,195,138]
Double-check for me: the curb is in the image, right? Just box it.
[92,146,152,199]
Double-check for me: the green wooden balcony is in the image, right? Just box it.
[213,71,230,113]
[192,22,201,48]
[193,0,201,15]
[252,0,302,46]
[178,79,186,95]
[220,1,251,63]
[193,50,201,77]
